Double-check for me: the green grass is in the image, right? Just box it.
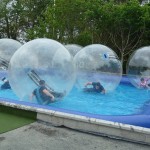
[0,105,37,134]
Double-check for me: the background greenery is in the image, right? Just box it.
[0,0,150,73]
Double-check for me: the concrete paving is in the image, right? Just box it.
[0,121,150,150]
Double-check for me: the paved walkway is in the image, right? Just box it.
[0,121,150,150]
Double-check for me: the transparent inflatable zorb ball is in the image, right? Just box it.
[65,44,83,57]
[0,38,22,70]
[74,44,122,93]
[127,46,150,88]
[8,38,76,101]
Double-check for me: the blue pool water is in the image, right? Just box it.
[0,77,150,116]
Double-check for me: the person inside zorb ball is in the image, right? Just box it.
[127,46,150,89]
[0,38,22,90]
[73,44,122,93]
[0,38,22,70]
[8,38,76,105]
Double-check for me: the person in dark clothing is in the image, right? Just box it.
[1,77,11,90]
[31,80,55,105]
[84,82,106,94]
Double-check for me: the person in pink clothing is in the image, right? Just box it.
[139,77,150,88]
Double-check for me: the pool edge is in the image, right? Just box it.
[0,100,150,145]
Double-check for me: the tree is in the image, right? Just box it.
[140,3,150,46]
[25,0,150,73]
[107,0,149,70]
[84,0,150,73]
[0,0,13,38]
[27,0,90,44]
[0,0,52,42]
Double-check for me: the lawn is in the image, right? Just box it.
[0,105,37,133]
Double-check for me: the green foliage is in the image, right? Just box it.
[140,3,150,46]
[0,0,150,73]
[0,0,52,41]
[75,31,92,46]
[27,0,87,43]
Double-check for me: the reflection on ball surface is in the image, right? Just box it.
[0,38,22,69]
[65,44,83,57]
[74,44,122,92]
[8,38,76,101]
[127,46,150,88]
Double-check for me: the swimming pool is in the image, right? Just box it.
[1,72,150,128]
